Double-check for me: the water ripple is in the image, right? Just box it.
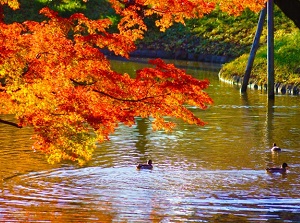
[2,167,300,222]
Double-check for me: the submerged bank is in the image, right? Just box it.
[218,73,300,95]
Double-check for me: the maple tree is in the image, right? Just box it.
[0,0,266,165]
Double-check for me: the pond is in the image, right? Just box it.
[1,58,300,222]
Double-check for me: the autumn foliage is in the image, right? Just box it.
[0,0,265,164]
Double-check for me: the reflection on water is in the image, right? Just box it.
[1,59,300,222]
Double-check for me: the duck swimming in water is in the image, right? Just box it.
[271,143,281,152]
[136,160,153,170]
[266,163,289,174]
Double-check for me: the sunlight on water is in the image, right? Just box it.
[1,59,300,222]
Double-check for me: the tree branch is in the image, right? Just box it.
[92,89,170,102]
[70,78,96,86]
[0,118,22,128]
[70,78,170,102]
[275,0,300,29]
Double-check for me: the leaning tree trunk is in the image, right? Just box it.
[275,0,300,29]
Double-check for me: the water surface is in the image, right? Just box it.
[1,59,300,222]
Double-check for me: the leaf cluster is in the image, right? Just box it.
[1,0,275,165]
[0,3,215,164]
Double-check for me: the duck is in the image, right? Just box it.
[266,163,289,174]
[271,143,281,152]
[136,160,153,170]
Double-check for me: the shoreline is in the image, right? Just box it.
[218,73,300,96]
[103,49,300,96]
[102,49,234,64]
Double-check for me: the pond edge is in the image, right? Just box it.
[102,49,234,64]
[218,72,300,96]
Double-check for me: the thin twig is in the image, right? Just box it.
[0,118,22,128]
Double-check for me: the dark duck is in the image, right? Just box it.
[136,160,153,170]
[266,163,289,174]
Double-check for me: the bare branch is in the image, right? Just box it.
[0,118,22,128]
[70,78,96,86]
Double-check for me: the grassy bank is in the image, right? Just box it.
[137,6,296,58]
[220,29,300,86]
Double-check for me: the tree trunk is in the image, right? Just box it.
[268,0,275,100]
[275,0,300,29]
[241,7,266,93]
